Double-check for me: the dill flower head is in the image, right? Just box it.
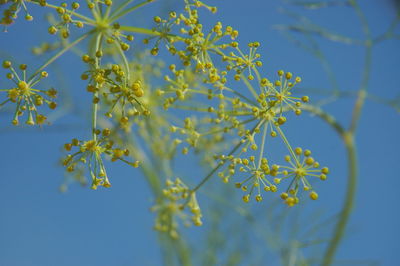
[62,128,139,190]
[276,147,329,206]
[1,61,56,125]
[81,56,150,122]
[152,178,203,239]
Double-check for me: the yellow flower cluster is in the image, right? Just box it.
[152,178,202,239]
[219,146,329,206]
[0,0,41,26]
[47,2,84,38]
[1,61,56,125]
[62,128,139,190]
[81,55,150,124]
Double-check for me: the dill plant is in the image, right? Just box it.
[6,0,392,265]
[1,0,328,203]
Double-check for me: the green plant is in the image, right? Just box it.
[1,0,397,265]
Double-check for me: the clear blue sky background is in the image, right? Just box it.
[0,0,399,265]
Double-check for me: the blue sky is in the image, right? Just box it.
[0,0,399,265]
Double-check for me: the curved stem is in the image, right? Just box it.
[348,0,372,134]
[349,43,372,133]
[301,104,357,266]
[322,132,357,266]
[322,2,370,264]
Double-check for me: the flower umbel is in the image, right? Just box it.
[62,128,139,190]
[152,178,202,239]
[1,60,56,125]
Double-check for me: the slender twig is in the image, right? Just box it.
[92,33,103,141]
[29,32,92,80]
[110,0,154,22]
[108,0,136,19]
[188,119,264,197]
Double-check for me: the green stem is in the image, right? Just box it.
[190,143,240,194]
[322,2,370,264]
[172,238,192,266]
[108,0,136,19]
[92,0,102,21]
[349,44,372,133]
[86,0,100,21]
[120,25,161,36]
[104,1,113,19]
[114,42,131,81]
[348,0,372,134]
[229,88,259,106]
[301,104,357,266]
[0,99,11,109]
[257,121,267,168]
[200,117,257,137]
[235,67,258,99]
[92,33,103,140]
[110,0,154,22]
[29,32,91,81]
[189,119,264,196]
[322,132,357,266]
[275,126,299,165]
